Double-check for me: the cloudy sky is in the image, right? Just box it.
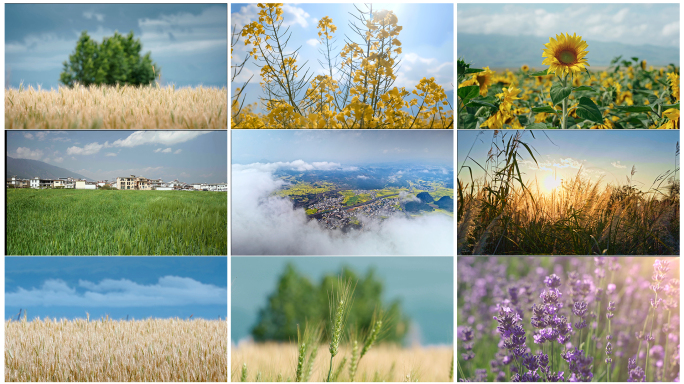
[6,4,227,89]
[458,130,679,194]
[231,3,453,112]
[7,130,227,183]
[458,4,679,47]
[6,257,227,320]
[232,257,453,346]
[232,130,453,165]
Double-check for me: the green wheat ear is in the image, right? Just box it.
[240,363,248,382]
[327,277,356,382]
[328,278,356,357]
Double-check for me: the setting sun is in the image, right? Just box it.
[542,175,561,193]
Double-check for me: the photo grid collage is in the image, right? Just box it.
[0,2,681,383]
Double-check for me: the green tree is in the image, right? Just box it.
[60,31,159,87]
[251,263,409,344]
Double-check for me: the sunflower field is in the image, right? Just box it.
[458,33,680,129]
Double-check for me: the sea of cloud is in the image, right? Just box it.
[232,160,453,255]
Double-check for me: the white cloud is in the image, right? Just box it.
[6,276,226,307]
[138,6,227,55]
[662,22,679,37]
[83,11,104,22]
[282,5,311,28]
[14,147,44,160]
[306,38,319,47]
[174,149,183,154]
[52,157,64,163]
[35,132,48,141]
[154,148,162,153]
[232,160,346,173]
[357,175,369,179]
[109,131,208,148]
[162,148,173,153]
[458,4,679,47]
[105,152,117,157]
[611,161,627,169]
[553,158,583,169]
[67,142,104,156]
[231,163,453,255]
[23,133,33,139]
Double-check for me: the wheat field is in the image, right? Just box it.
[231,342,453,382]
[6,84,227,129]
[5,317,227,382]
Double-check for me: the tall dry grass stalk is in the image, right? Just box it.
[6,83,227,129]
[5,317,227,382]
[231,342,453,382]
[457,132,680,255]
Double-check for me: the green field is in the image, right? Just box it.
[7,189,227,255]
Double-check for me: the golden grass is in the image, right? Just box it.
[5,318,227,382]
[6,84,227,129]
[231,342,453,382]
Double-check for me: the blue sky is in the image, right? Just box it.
[231,3,453,113]
[7,131,227,183]
[6,257,227,321]
[232,257,453,346]
[458,130,679,193]
[232,130,453,165]
[6,4,227,89]
[458,4,679,47]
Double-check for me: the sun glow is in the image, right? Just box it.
[543,175,561,193]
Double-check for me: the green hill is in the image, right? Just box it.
[7,157,93,181]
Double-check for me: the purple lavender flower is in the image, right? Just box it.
[572,301,588,318]
[521,370,540,382]
[544,274,561,288]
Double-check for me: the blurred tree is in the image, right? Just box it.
[60,31,159,87]
[251,263,409,344]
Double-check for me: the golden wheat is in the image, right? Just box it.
[5,317,227,382]
[231,342,453,382]
[6,84,227,129]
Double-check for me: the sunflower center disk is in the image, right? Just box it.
[558,50,577,64]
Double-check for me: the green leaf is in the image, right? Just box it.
[461,114,477,129]
[464,68,484,74]
[528,69,548,76]
[457,85,480,105]
[550,83,573,105]
[467,99,496,108]
[647,94,660,105]
[526,123,551,129]
[531,106,557,114]
[575,97,603,124]
[615,106,653,113]
[662,103,680,110]
[517,115,529,125]
[631,57,639,62]
[573,86,595,92]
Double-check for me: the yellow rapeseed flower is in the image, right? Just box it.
[542,33,590,77]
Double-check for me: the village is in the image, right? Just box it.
[306,189,403,231]
[7,175,228,192]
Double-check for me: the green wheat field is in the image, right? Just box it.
[7,189,227,255]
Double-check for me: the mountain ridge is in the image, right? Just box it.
[7,157,94,181]
[458,33,680,68]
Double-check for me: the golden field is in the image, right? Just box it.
[5,318,227,382]
[6,84,227,129]
[231,342,453,382]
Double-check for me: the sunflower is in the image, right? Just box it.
[572,76,581,87]
[496,86,521,111]
[473,66,495,96]
[521,64,529,72]
[657,108,680,129]
[641,60,647,70]
[667,72,679,102]
[590,117,614,129]
[542,33,590,77]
